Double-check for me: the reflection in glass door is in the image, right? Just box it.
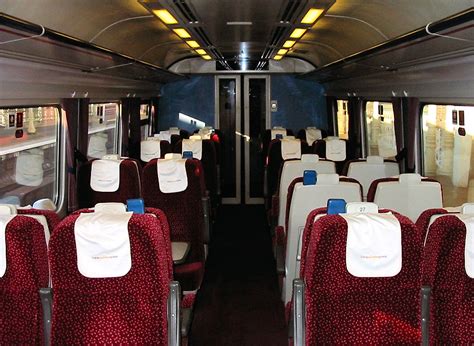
[215,76,241,204]
[244,76,270,204]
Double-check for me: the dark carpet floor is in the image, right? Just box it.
[189,205,287,346]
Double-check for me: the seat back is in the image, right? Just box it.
[368,174,443,221]
[77,158,141,209]
[49,212,172,345]
[282,174,362,303]
[296,127,325,146]
[0,215,49,344]
[345,156,400,199]
[276,155,336,227]
[140,139,171,166]
[303,213,422,344]
[422,214,474,344]
[262,128,294,164]
[142,159,205,266]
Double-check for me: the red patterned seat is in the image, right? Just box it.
[49,212,173,345]
[142,158,206,291]
[77,158,142,209]
[17,208,61,234]
[0,216,49,344]
[422,215,474,344]
[301,213,423,344]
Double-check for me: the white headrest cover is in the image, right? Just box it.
[281,138,301,160]
[301,154,319,163]
[15,149,44,187]
[453,214,474,278]
[169,127,180,135]
[271,128,287,139]
[343,213,402,277]
[140,140,161,162]
[95,203,127,214]
[102,154,121,161]
[190,135,202,140]
[165,153,182,160]
[346,202,379,214]
[284,135,296,139]
[158,131,171,142]
[462,203,474,215]
[399,173,422,185]
[90,159,123,192]
[182,138,203,160]
[316,173,339,185]
[157,158,188,193]
[366,156,384,164]
[0,204,17,215]
[305,128,322,145]
[0,215,16,277]
[32,198,56,211]
[326,138,346,161]
[75,212,133,278]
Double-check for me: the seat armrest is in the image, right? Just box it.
[293,279,305,346]
[40,287,53,346]
[202,196,211,243]
[421,286,431,346]
[172,242,191,265]
[275,244,285,275]
[168,281,181,346]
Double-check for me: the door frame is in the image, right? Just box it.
[215,75,242,204]
[244,75,271,204]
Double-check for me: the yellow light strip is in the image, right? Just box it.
[202,55,212,60]
[277,49,288,55]
[301,8,324,24]
[195,49,206,55]
[173,28,191,38]
[273,55,283,61]
[290,28,307,38]
[186,40,200,48]
[153,9,178,25]
[283,40,296,48]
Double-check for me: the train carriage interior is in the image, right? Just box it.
[0,1,473,345]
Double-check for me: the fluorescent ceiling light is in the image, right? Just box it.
[195,49,206,55]
[274,55,283,60]
[301,8,324,24]
[290,28,307,38]
[186,40,200,48]
[202,55,212,60]
[277,49,288,55]
[226,21,253,25]
[283,40,296,48]
[173,28,191,38]
[153,9,178,25]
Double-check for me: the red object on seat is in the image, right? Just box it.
[0,216,49,344]
[142,158,206,291]
[77,158,142,209]
[49,213,172,345]
[303,213,423,344]
[422,215,474,344]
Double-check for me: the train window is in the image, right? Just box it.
[87,103,119,158]
[336,100,349,140]
[365,101,397,158]
[422,104,474,207]
[0,106,60,206]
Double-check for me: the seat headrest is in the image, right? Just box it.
[164,153,182,160]
[75,212,133,278]
[343,213,402,277]
[346,202,378,214]
[284,135,296,139]
[189,135,202,140]
[141,140,161,162]
[158,131,171,142]
[90,159,122,192]
[157,158,188,193]
[399,173,422,185]
[95,202,127,214]
[32,198,56,211]
[169,127,180,135]
[316,173,339,185]
[0,204,17,215]
[301,154,319,163]
[102,154,121,161]
[366,156,384,164]
[325,136,339,141]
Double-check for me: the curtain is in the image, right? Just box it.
[347,96,364,159]
[325,96,337,136]
[405,97,420,172]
